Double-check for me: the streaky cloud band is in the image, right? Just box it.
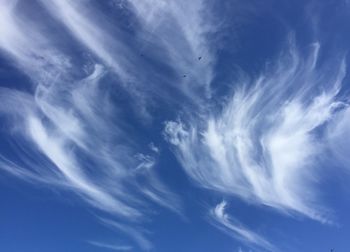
[165,40,348,223]
[210,201,275,251]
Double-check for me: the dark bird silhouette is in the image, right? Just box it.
[183,74,187,78]
[198,56,202,60]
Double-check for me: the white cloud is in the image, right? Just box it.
[1,0,350,251]
[127,0,215,97]
[327,106,350,167]
[38,0,129,80]
[0,0,181,248]
[34,0,217,118]
[88,241,132,251]
[98,217,152,251]
[149,142,160,153]
[0,0,71,84]
[165,41,348,223]
[210,201,274,251]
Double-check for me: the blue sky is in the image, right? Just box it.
[0,0,350,251]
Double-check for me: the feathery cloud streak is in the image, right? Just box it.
[88,241,133,251]
[210,201,274,251]
[165,41,347,223]
[127,0,214,93]
[0,0,187,248]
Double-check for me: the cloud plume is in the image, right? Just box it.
[165,40,348,223]
[210,201,274,251]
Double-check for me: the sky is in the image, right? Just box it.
[0,0,350,251]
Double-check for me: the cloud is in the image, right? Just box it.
[37,0,130,80]
[127,0,215,97]
[98,217,152,251]
[0,0,182,248]
[0,0,71,84]
[36,0,215,117]
[164,40,348,223]
[210,201,274,251]
[1,0,350,251]
[88,241,133,251]
[327,106,350,167]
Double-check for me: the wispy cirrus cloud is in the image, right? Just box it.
[0,0,182,249]
[98,217,153,251]
[37,0,131,81]
[88,241,133,251]
[88,241,132,251]
[127,0,214,94]
[1,0,350,251]
[210,201,274,251]
[327,106,350,167]
[165,40,348,223]
[36,0,214,117]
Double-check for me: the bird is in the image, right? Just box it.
[198,56,202,60]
